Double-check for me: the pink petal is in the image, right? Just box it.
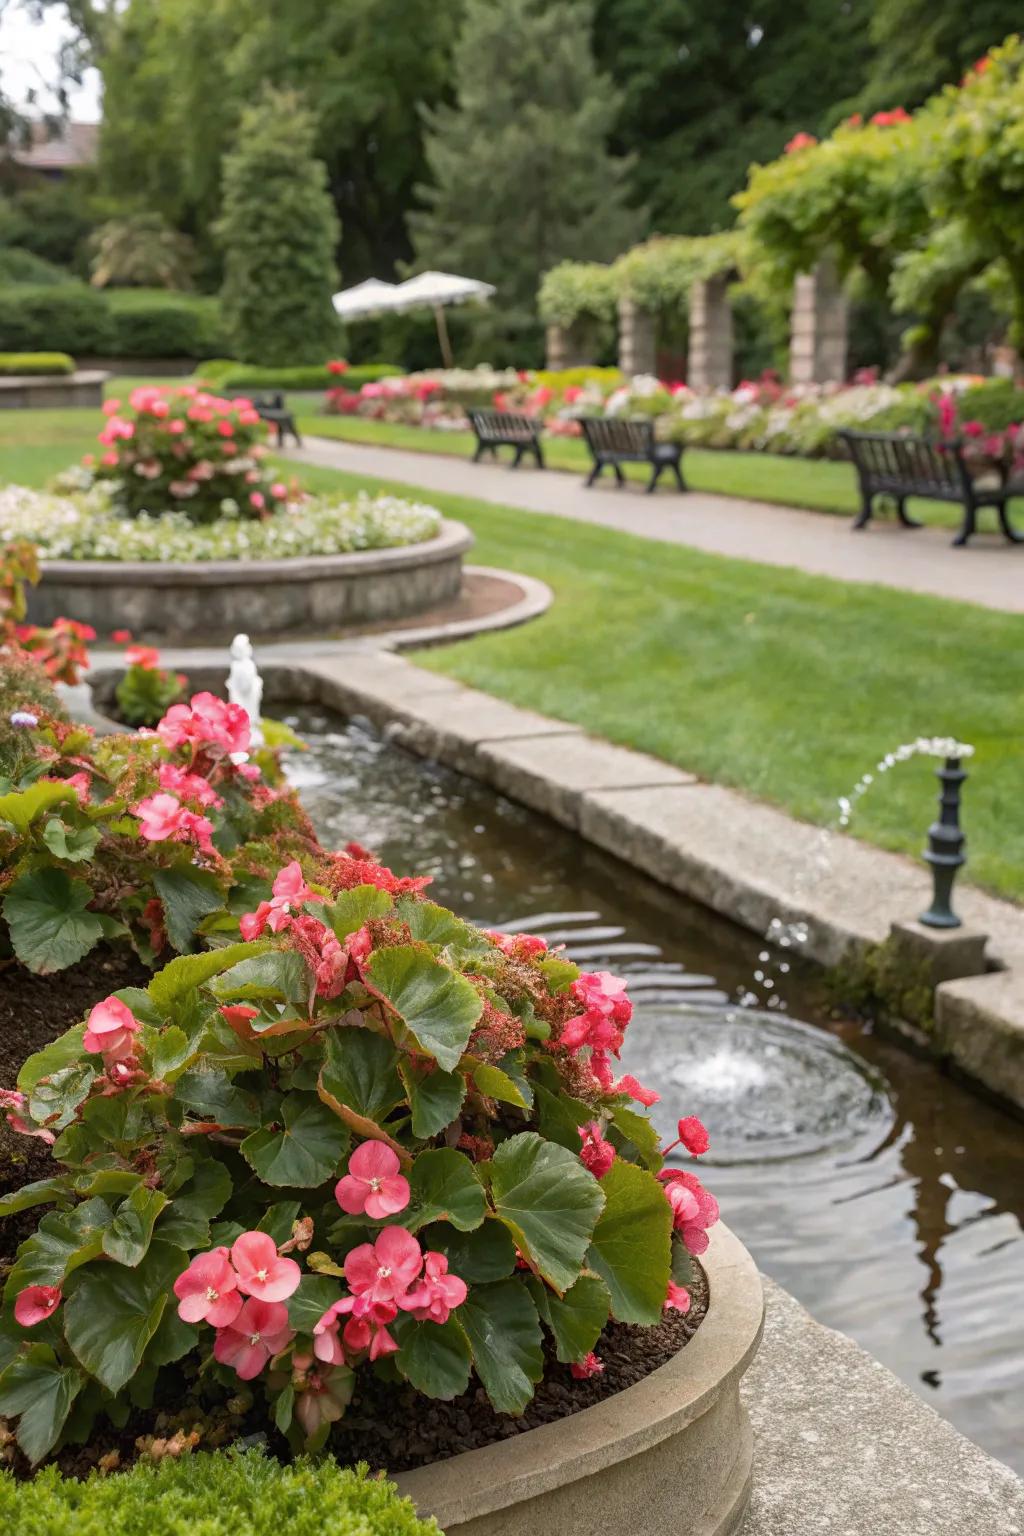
[349,1140,400,1181]
[364,1175,410,1220]
[334,1174,368,1215]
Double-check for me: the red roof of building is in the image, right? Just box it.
[8,120,99,172]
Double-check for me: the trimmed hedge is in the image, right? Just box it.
[195,361,404,392]
[0,283,114,354]
[0,249,70,287]
[0,1452,441,1536]
[104,288,228,359]
[0,285,227,360]
[0,352,74,376]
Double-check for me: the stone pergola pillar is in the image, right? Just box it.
[687,276,733,391]
[617,294,657,377]
[789,259,849,384]
[545,321,599,371]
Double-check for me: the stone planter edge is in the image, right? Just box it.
[395,1221,763,1534]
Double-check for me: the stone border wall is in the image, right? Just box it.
[0,369,108,409]
[27,519,473,641]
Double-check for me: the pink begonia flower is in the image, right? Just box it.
[158,762,223,808]
[14,1284,62,1326]
[270,482,288,498]
[249,492,265,510]
[570,1352,604,1379]
[402,1253,468,1325]
[676,1116,710,1156]
[173,1247,244,1327]
[219,1004,260,1037]
[0,1088,25,1112]
[83,995,141,1060]
[217,420,235,437]
[665,1281,691,1314]
[561,970,633,1055]
[100,450,119,467]
[316,1295,398,1360]
[157,692,251,758]
[168,419,186,435]
[614,1073,660,1106]
[660,1170,720,1255]
[312,1302,348,1366]
[213,1297,293,1380]
[230,1231,301,1303]
[239,860,319,941]
[102,398,122,416]
[579,1122,616,1179]
[335,1141,410,1220]
[134,792,215,856]
[345,1226,423,1305]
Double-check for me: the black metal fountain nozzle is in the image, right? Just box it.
[919,755,967,929]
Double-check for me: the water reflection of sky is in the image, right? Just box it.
[284,708,1024,1475]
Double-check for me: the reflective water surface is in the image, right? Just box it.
[284,708,1024,1474]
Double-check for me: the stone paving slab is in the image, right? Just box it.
[743,1279,1024,1535]
[289,436,1024,615]
[475,732,698,830]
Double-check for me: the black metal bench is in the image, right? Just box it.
[840,429,1023,547]
[467,408,544,468]
[581,416,686,494]
[231,392,302,448]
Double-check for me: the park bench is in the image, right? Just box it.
[840,428,1024,547]
[580,416,686,494]
[467,408,545,468]
[231,392,302,448]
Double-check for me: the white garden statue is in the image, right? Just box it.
[227,632,264,748]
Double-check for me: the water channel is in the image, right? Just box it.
[283,705,1024,1475]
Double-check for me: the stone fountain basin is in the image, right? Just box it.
[396,1222,764,1536]
[25,518,473,642]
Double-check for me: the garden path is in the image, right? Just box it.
[288,437,1024,614]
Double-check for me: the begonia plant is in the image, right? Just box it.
[0,853,717,1463]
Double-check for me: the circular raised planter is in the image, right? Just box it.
[0,369,109,410]
[27,518,474,641]
[396,1222,763,1536]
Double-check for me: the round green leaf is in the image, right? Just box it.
[489,1132,605,1294]
[586,1160,673,1324]
[408,1148,487,1232]
[457,1278,543,1415]
[63,1239,186,1394]
[395,1315,472,1400]
[365,945,482,1072]
[3,868,104,973]
[240,1092,349,1187]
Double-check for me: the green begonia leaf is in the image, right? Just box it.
[408,1148,486,1232]
[241,1093,349,1187]
[457,1279,543,1414]
[0,1345,84,1464]
[586,1160,673,1324]
[365,945,482,1072]
[488,1132,604,1294]
[63,1239,186,1393]
[3,868,104,973]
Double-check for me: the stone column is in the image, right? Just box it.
[789,258,849,384]
[545,324,568,371]
[617,294,657,377]
[687,276,733,391]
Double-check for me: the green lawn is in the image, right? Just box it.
[4,401,1021,903]
[295,412,976,532]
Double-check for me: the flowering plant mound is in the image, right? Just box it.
[110,632,187,728]
[0,686,331,977]
[87,385,287,526]
[0,484,443,564]
[0,859,716,1463]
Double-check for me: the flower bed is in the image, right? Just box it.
[0,669,725,1478]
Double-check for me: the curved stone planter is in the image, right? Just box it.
[27,519,473,641]
[396,1222,764,1536]
[0,369,108,409]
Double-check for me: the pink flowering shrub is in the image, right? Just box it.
[88,385,289,525]
[0,859,716,1462]
[0,687,341,977]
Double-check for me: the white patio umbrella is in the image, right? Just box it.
[389,270,497,367]
[331,277,399,320]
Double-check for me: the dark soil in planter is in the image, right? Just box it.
[328,1269,710,1473]
[0,945,150,1264]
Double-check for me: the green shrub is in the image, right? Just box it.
[0,1452,440,1536]
[0,353,75,376]
[201,362,404,393]
[216,90,341,364]
[0,284,114,355]
[106,289,227,359]
[0,249,69,287]
[958,378,1024,431]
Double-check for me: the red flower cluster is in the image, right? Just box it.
[313,1226,467,1365]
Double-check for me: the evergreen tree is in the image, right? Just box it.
[410,0,640,315]
[215,89,340,364]
[845,0,1021,116]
